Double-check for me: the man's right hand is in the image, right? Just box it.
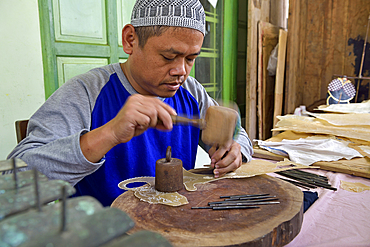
[108,94,177,143]
[80,94,176,163]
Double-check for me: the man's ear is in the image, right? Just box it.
[122,24,137,55]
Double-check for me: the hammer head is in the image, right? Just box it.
[201,106,239,147]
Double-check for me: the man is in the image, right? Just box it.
[8,0,253,206]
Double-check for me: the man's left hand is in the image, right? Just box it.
[208,141,242,178]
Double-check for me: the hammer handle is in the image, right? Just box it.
[158,115,206,129]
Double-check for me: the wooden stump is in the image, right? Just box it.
[111,175,303,247]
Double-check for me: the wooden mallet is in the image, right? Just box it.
[165,105,240,147]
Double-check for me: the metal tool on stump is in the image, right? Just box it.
[155,146,183,192]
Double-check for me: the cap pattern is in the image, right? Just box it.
[131,0,206,35]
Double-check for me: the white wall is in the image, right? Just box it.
[0,0,45,160]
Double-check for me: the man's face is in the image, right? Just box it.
[128,27,204,98]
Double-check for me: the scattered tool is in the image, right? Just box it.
[191,193,279,210]
[276,170,336,191]
[34,168,42,212]
[224,195,276,201]
[212,197,278,204]
[192,205,260,210]
[13,159,18,193]
[220,193,269,198]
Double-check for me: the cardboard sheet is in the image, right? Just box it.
[340,180,370,193]
[272,115,370,142]
[316,100,370,113]
[312,113,370,126]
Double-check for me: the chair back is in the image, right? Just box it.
[15,120,29,143]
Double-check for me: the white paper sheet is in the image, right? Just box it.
[256,138,363,166]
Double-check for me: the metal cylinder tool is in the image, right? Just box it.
[155,146,183,192]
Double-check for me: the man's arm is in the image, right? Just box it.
[8,81,176,186]
[7,78,102,186]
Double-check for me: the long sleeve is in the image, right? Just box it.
[7,66,114,185]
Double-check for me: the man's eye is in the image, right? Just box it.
[162,55,174,61]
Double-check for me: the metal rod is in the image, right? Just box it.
[225,195,275,201]
[220,193,269,199]
[276,172,337,191]
[209,198,279,205]
[13,159,18,193]
[279,178,316,190]
[209,201,280,206]
[293,170,328,180]
[278,171,327,183]
[278,171,330,186]
[288,169,328,180]
[34,169,42,212]
[282,170,328,183]
[191,206,213,209]
[285,174,327,184]
[61,186,67,232]
[212,205,260,210]
[191,205,260,210]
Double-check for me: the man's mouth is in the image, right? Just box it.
[165,83,181,91]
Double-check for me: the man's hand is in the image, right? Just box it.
[81,94,176,163]
[208,141,242,178]
[107,94,176,144]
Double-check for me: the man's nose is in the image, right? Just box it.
[170,59,187,76]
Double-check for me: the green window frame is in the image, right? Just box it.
[192,0,238,101]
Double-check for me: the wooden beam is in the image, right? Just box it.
[273,29,288,133]
[245,0,270,140]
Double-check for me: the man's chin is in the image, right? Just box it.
[157,91,177,98]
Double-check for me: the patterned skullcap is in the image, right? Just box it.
[131,0,206,35]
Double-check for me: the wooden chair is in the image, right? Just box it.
[15,120,29,143]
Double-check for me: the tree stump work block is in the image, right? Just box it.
[112,175,303,247]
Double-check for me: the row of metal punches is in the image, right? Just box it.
[275,169,336,191]
[191,193,279,210]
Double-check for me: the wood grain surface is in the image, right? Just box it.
[273,29,288,132]
[286,0,370,114]
[245,0,271,141]
[258,21,279,140]
[111,175,303,247]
